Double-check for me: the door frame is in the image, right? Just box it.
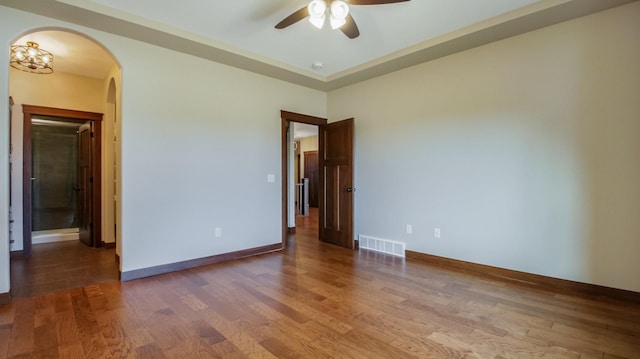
[281,111,327,247]
[22,105,103,257]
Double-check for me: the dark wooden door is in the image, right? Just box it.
[304,151,319,207]
[78,123,93,246]
[319,118,354,249]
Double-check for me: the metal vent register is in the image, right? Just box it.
[358,235,405,257]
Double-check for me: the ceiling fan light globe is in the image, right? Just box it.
[308,0,327,17]
[330,15,346,29]
[330,1,349,19]
[309,14,326,29]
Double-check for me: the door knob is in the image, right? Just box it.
[346,187,356,193]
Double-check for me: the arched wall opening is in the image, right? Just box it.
[7,27,122,271]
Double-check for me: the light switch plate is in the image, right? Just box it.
[267,174,275,183]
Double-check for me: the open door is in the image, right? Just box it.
[77,123,93,246]
[319,118,354,249]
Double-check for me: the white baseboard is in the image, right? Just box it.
[32,229,80,244]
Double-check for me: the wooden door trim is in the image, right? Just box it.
[22,105,103,257]
[280,111,327,247]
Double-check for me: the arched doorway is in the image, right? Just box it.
[8,28,122,296]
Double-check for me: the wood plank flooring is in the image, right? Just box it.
[10,241,118,298]
[2,211,639,358]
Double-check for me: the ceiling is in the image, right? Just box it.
[12,31,114,79]
[2,0,636,91]
[294,122,319,140]
[82,0,538,76]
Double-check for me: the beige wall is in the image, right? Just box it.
[328,2,640,292]
[299,135,318,180]
[102,65,122,253]
[116,39,325,272]
[9,69,108,251]
[293,140,300,183]
[10,69,105,111]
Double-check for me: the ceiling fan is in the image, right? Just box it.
[275,0,410,39]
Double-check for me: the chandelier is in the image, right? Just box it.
[10,41,54,74]
[308,0,350,30]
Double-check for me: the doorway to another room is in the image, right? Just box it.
[282,112,325,247]
[281,111,355,250]
[10,107,118,298]
[293,123,320,219]
[8,29,121,298]
[30,117,90,247]
[22,106,104,255]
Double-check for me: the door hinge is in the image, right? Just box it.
[90,132,95,138]
[90,177,94,183]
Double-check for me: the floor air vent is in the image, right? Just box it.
[358,235,406,258]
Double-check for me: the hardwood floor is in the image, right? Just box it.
[1,212,639,358]
[10,241,118,298]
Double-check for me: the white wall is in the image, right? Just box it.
[0,6,326,289]
[0,46,8,295]
[9,69,106,251]
[328,2,640,292]
[116,41,325,272]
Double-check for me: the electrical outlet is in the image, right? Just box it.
[434,228,441,239]
[406,224,412,235]
[215,227,221,238]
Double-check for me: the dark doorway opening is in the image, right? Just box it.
[22,105,103,257]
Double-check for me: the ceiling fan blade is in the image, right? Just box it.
[348,0,410,5]
[340,13,360,39]
[275,6,309,29]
